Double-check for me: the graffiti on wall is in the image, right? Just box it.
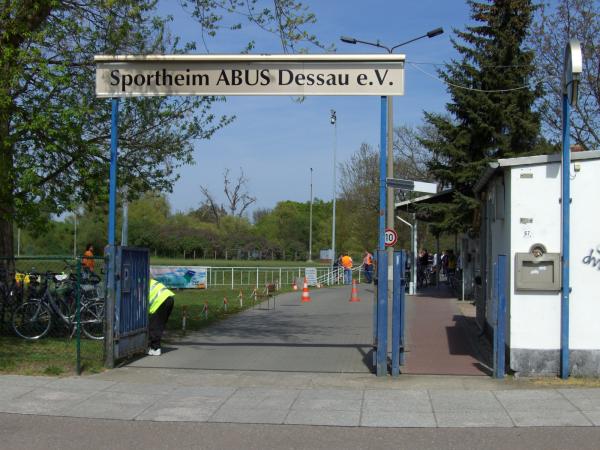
[582,246,600,271]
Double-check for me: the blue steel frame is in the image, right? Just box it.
[375,96,388,376]
[392,250,406,376]
[494,254,507,379]
[560,94,570,379]
[376,250,388,376]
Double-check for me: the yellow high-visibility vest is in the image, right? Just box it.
[148,279,175,314]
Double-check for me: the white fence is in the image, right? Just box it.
[205,266,365,289]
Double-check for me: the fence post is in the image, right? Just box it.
[231,267,234,289]
[376,250,388,376]
[76,258,82,375]
[494,254,507,379]
[256,267,259,288]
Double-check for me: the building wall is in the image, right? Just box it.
[507,157,600,376]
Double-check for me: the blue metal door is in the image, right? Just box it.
[113,247,149,360]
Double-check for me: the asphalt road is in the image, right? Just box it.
[2,413,600,450]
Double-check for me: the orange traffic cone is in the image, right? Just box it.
[292,280,298,291]
[349,279,361,302]
[301,277,311,303]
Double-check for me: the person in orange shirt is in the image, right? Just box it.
[82,243,95,272]
[341,252,353,285]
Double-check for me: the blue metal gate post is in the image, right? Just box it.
[374,95,388,377]
[372,250,378,368]
[494,255,507,379]
[560,92,571,380]
[376,250,388,376]
[104,97,119,368]
[392,250,405,376]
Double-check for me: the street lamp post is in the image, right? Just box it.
[330,110,337,267]
[341,27,444,287]
[308,167,313,262]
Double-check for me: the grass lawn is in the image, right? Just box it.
[0,336,104,376]
[0,286,293,376]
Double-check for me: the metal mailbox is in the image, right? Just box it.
[514,252,561,291]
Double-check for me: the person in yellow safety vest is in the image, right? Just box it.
[147,278,175,356]
[341,252,353,285]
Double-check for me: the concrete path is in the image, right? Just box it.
[1,373,600,428]
[128,285,375,373]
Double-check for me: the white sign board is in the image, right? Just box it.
[305,267,318,287]
[95,54,405,97]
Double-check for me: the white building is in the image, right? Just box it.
[474,151,600,376]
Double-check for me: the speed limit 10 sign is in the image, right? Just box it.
[384,228,398,247]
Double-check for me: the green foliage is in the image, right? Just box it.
[0,0,329,264]
[421,0,551,234]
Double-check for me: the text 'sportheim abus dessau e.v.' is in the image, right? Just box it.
[95,54,405,97]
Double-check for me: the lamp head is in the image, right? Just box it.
[340,36,357,44]
[427,27,444,38]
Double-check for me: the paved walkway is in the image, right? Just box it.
[1,372,599,427]
[403,286,490,376]
[129,285,375,373]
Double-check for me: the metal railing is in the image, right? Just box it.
[205,266,332,289]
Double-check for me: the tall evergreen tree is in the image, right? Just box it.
[421,0,549,233]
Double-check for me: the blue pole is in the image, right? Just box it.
[372,250,378,369]
[495,255,507,379]
[399,250,406,366]
[105,97,119,368]
[374,96,388,377]
[376,250,388,376]
[391,251,403,376]
[560,93,570,379]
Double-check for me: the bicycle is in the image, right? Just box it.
[11,270,104,340]
[0,268,29,334]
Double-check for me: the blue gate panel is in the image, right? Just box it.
[114,247,149,360]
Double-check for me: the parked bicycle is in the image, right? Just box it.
[11,268,104,340]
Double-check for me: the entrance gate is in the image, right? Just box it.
[95,54,405,375]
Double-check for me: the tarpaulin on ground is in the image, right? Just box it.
[150,266,207,288]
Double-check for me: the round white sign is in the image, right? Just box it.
[384,228,398,247]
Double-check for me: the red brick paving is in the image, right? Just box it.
[401,286,489,376]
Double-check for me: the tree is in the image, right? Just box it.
[0,1,229,270]
[529,0,600,148]
[199,168,256,225]
[421,0,548,234]
[0,0,326,273]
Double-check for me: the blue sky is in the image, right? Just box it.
[159,0,474,215]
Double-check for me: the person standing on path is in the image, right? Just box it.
[362,250,373,283]
[148,278,175,356]
[341,252,353,285]
[82,243,95,272]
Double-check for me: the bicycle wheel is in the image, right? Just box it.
[12,301,52,340]
[80,301,104,340]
